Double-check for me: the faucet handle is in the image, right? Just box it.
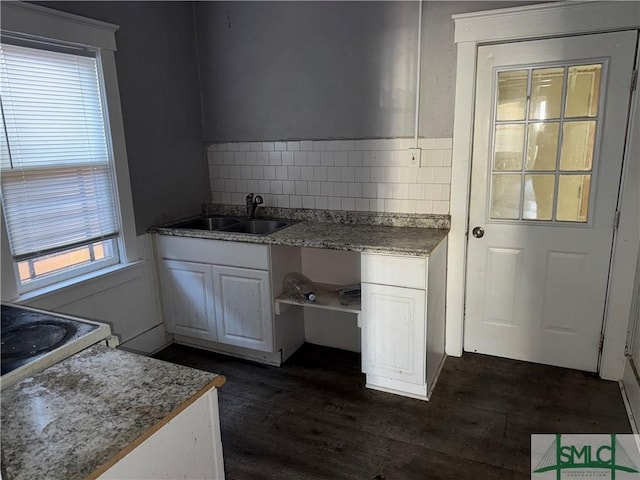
[246,193,254,202]
[254,195,264,205]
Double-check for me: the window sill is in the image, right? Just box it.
[16,261,145,307]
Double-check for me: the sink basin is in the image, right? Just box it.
[219,219,291,235]
[167,216,293,235]
[170,216,239,231]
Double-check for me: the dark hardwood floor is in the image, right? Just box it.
[153,343,631,480]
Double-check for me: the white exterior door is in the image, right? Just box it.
[464,31,636,371]
[160,259,217,341]
[212,265,273,352]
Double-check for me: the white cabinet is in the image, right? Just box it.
[159,259,217,341]
[98,387,225,480]
[156,236,275,355]
[361,238,447,401]
[362,283,425,385]
[213,265,273,352]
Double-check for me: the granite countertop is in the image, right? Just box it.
[153,207,450,257]
[1,345,225,480]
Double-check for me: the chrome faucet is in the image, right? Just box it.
[246,193,263,219]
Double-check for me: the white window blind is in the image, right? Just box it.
[0,42,119,262]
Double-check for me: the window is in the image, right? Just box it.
[0,41,121,292]
[0,2,138,301]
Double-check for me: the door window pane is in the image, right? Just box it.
[557,175,591,222]
[530,67,564,120]
[523,175,555,220]
[560,121,596,171]
[497,70,528,121]
[526,122,559,171]
[491,175,522,220]
[565,64,601,118]
[495,124,525,171]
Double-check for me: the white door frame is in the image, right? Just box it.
[447,1,640,380]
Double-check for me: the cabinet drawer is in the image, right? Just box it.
[361,253,426,289]
[156,235,269,270]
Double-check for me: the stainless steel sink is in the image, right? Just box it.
[171,216,239,231]
[168,216,292,235]
[218,219,291,235]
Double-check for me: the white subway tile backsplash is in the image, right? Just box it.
[303,196,315,209]
[328,197,342,210]
[334,183,348,197]
[370,199,385,212]
[363,183,377,198]
[270,180,283,194]
[312,140,327,151]
[348,183,363,198]
[313,167,327,181]
[294,181,308,195]
[307,152,321,166]
[308,181,321,196]
[207,137,452,214]
[314,196,328,209]
[342,197,355,211]
[347,151,363,167]
[293,151,307,166]
[275,166,288,180]
[355,167,370,183]
[340,140,355,151]
[288,166,301,181]
[290,195,302,208]
[264,166,276,180]
[283,180,295,194]
[321,152,334,167]
[301,166,314,181]
[277,195,290,208]
[269,152,282,165]
[334,151,349,167]
[340,167,355,182]
[321,182,335,197]
[434,137,453,149]
[355,198,370,211]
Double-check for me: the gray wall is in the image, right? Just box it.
[196,1,420,142]
[34,1,209,233]
[197,1,543,142]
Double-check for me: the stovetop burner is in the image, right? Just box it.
[1,305,101,376]
[2,321,75,360]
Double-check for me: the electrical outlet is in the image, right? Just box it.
[408,148,421,168]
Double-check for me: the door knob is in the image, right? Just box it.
[472,226,485,238]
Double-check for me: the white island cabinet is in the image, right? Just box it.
[97,386,224,480]
[157,236,275,355]
[361,238,447,401]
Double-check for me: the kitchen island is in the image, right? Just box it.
[1,344,226,480]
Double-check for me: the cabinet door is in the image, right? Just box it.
[212,266,273,352]
[362,283,426,384]
[159,259,217,341]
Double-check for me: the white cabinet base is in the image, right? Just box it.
[365,354,446,401]
[97,387,224,480]
[175,334,284,366]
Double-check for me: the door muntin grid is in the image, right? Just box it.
[488,61,605,224]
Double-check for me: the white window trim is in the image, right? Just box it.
[0,1,138,301]
[448,0,640,380]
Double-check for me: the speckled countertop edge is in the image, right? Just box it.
[151,207,450,257]
[1,345,223,480]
